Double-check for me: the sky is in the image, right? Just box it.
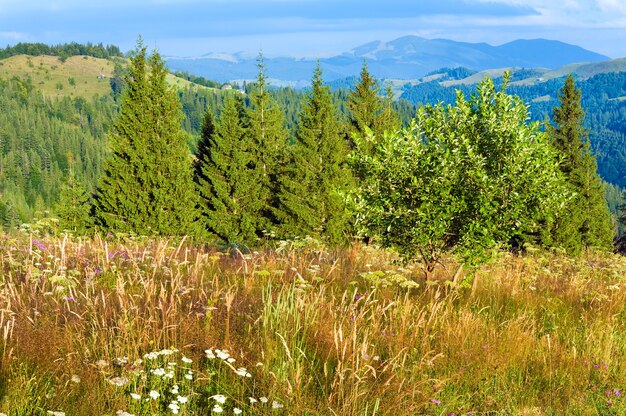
[0,0,626,59]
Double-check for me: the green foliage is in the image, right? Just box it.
[0,77,110,227]
[54,160,93,234]
[547,75,614,253]
[95,41,200,236]
[347,62,400,148]
[352,75,567,273]
[245,54,290,232]
[194,95,265,245]
[275,64,354,245]
[0,42,123,59]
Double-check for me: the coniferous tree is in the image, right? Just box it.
[246,54,289,233]
[548,74,613,252]
[54,157,92,233]
[95,41,200,236]
[194,95,265,245]
[275,64,354,244]
[380,82,401,133]
[347,62,400,146]
[347,61,382,142]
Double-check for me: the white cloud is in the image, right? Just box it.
[0,31,27,40]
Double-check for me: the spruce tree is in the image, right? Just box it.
[275,64,354,244]
[95,41,200,236]
[246,54,289,233]
[54,157,92,233]
[347,61,382,141]
[194,95,265,245]
[347,62,400,144]
[548,74,613,252]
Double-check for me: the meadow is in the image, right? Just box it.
[2,230,626,415]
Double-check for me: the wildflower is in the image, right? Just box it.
[182,356,193,364]
[66,296,75,301]
[212,404,223,413]
[130,393,141,400]
[164,371,175,379]
[116,412,134,416]
[177,395,188,404]
[211,394,227,404]
[95,359,109,368]
[205,349,216,359]
[615,389,622,397]
[235,367,252,377]
[171,385,180,394]
[151,368,166,377]
[149,390,160,400]
[168,402,180,414]
[108,377,129,387]
[249,397,258,404]
[215,349,230,360]
[227,357,236,363]
[234,408,243,414]
[33,239,47,251]
[430,399,441,405]
[71,374,80,383]
[144,352,159,360]
[260,396,268,403]
[272,400,284,409]
[46,412,65,416]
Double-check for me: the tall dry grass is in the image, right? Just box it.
[1,232,626,415]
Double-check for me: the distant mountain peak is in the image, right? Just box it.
[165,35,611,83]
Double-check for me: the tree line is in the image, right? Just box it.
[0,41,617,267]
[50,43,613,270]
[0,42,123,60]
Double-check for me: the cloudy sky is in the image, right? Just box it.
[0,0,625,58]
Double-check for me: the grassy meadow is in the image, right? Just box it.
[1,232,626,415]
[0,54,214,100]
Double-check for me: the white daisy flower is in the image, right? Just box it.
[211,394,227,404]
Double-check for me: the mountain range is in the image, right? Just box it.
[165,36,611,85]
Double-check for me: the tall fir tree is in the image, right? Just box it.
[194,95,265,245]
[548,74,613,252]
[94,41,200,236]
[347,62,400,147]
[275,64,354,245]
[246,54,289,233]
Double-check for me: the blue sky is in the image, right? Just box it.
[1,0,626,58]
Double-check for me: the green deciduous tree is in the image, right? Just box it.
[194,95,265,245]
[95,41,200,236]
[548,74,614,252]
[352,75,567,276]
[275,64,354,245]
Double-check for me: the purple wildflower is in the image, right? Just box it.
[430,399,441,405]
[32,239,47,251]
[66,296,75,301]
[615,389,622,397]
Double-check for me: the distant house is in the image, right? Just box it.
[221,84,232,90]
[97,74,107,79]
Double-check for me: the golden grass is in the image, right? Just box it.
[1,233,626,415]
[0,54,216,100]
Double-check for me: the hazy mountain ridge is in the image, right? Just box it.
[165,36,611,84]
